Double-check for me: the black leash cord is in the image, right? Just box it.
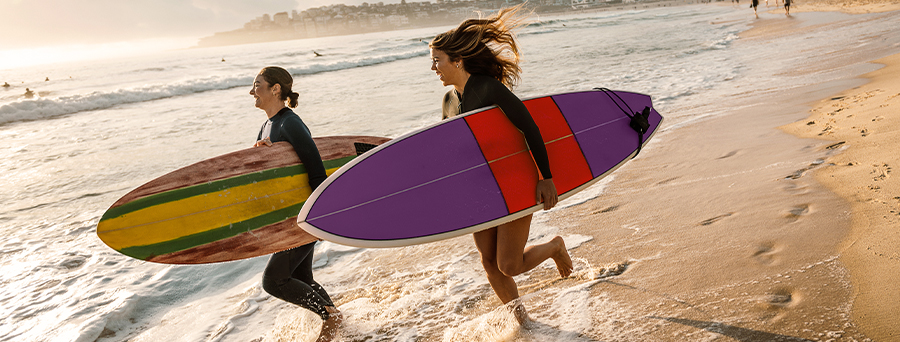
[592,87,652,159]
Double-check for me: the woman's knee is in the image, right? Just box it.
[479,255,503,275]
[497,259,523,277]
[261,276,285,297]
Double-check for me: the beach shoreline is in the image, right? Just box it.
[781,51,900,342]
[770,1,900,340]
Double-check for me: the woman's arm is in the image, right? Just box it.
[488,83,553,180]
[487,82,558,209]
[281,117,328,191]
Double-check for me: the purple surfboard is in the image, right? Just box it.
[297,90,663,247]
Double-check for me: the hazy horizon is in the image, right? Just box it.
[0,0,403,69]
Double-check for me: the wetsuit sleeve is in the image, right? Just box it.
[488,83,553,179]
[280,118,328,191]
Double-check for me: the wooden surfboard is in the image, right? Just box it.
[297,90,663,248]
[98,136,390,264]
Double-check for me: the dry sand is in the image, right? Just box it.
[512,2,899,341]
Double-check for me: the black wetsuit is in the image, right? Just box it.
[258,107,333,321]
[442,74,553,179]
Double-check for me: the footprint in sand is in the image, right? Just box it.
[595,261,629,279]
[656,177,679,186]
[784,204,811,223]
[699,212,735,226]
[592,205,619,214]
[758,287,802,322]
[753,286,803,323]
[717,150,739,160]
[784,160,825,180]
[825,141,846,150]
[781,183,810,195]
[752,242,780,266]
[871,163,891,181]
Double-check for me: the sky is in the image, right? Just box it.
[0,0,388,68]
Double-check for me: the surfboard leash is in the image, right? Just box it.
[593,87,652,159]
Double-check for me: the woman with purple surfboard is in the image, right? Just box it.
[250,66,342,341]
[429,4,574,324]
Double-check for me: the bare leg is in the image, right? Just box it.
[494,215,573,279]
[473,226,519,304]
[316,306,342,342]
[472,215,574,304]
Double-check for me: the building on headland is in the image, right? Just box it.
[196,0,660,47]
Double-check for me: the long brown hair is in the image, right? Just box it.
[429,4,531,89]
[258,66,300,108]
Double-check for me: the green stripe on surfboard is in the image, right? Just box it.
[118,202,305,260]
[100,155,356,222]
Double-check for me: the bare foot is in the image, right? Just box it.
[317,306,343,342]
[551,236,574,278]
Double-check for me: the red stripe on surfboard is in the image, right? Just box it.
[147,219,317,264]
[522,97,593,194]
[465,108,539,214]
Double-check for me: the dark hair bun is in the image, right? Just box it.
[287,91,300,108]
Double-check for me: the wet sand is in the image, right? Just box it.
[516,3,899,341]
[782,52,900,341]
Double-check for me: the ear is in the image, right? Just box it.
[271,83,281,96]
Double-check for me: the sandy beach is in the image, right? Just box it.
[782,49,900,342]
[511,2,900,341]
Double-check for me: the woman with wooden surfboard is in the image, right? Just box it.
[249,66,341,341]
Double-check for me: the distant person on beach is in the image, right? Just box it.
[428,4,574,325]
[250,66,342,342]
[784,0,791,15]
[24,88,34,98]
[751,0,760,18]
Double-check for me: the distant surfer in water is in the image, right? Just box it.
[250,66,342,341]
[24,88,34,98]
[313,50,323,57]
[429,4,574,325]
[2,82,10,88]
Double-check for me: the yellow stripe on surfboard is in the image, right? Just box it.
[98,173,311,250]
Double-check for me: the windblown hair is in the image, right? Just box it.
[258,66,300,108]
[429,4,531,89]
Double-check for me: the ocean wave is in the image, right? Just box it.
[0,75,252,125]
[0,49,428,126]
[131,67,168,73]
[288,48,427,77]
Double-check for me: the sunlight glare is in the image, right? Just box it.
[0,37,197,70]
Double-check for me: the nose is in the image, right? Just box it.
[431,61,437,71]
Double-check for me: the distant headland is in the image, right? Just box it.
[195,0,685,48]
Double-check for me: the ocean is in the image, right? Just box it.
[1,4,899,341]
